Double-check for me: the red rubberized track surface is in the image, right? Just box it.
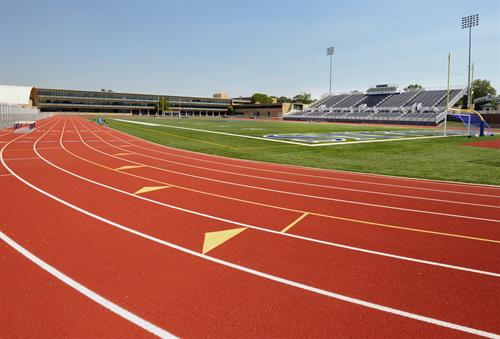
[1,116,499,338]
[465,139,500,149]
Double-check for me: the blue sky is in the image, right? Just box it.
[1,0,498,99]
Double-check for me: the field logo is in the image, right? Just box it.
[264,133,346,143]
[263,130,446,144]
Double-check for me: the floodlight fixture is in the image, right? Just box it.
[461,14,479,29]
[461,14,479,109]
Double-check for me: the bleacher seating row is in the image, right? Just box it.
[284,88,466,125]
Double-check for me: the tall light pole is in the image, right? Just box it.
[326,46,335,94]
[461,14,479,110]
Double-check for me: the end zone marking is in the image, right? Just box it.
[202,227,247,254]
[0,231,176,338]
[281,213,309,233]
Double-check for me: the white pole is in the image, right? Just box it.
[444,113,448,136]
[329,54,332,94]
[466,25,472,110]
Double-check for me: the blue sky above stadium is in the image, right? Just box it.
[1,0,498,99]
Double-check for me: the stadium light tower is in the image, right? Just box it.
[461,14,479,110]
[326,46,335,94]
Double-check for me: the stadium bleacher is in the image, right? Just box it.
[285,85,466,125]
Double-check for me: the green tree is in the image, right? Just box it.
[251,93,273,104]
[155,97,170,112]
[277,96,292,103]
[458,79,496,108]
[404,84,424,91]
[471,79,496,99]
[293,92,314,104]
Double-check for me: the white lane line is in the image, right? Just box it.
[0,173,13,177]
[2,123,498,338]
[84,129,498,209]
[76,122,500,223]
[102,120,500,195]
[34,118,500,278]
[74,121,500,238]
[0,231,176,338]
[98,122,500,199]
[3,157,40,161]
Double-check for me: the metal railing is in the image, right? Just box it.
[0,104,52,130]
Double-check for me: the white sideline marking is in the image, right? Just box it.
[79,122,500,223]
[1,120,498,338]
[102,121,500,197]
[114,118,308,146]
[44,119,500,278]
[113,118,456,147]
[0,231,175,338]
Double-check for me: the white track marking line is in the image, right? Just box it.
[83,128,499,209]
[3,157,40,161]
[0,231,176,338]
[35,118,499,278]
[77,122,500,223]
[2,120,498,338]
[101,121,500,197]
[72,121,500,245]
[0,173,13,177]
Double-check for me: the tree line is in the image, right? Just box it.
[251,92,315,104]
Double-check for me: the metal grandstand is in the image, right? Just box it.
[284,85,466,125]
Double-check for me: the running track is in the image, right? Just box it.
[1,116,499,338]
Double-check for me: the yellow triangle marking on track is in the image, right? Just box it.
[134,185,171,195]
[202,228,246,254]
[115,152,133,156]
[115,165,143,171]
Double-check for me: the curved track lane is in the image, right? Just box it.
[1,117,499,338]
